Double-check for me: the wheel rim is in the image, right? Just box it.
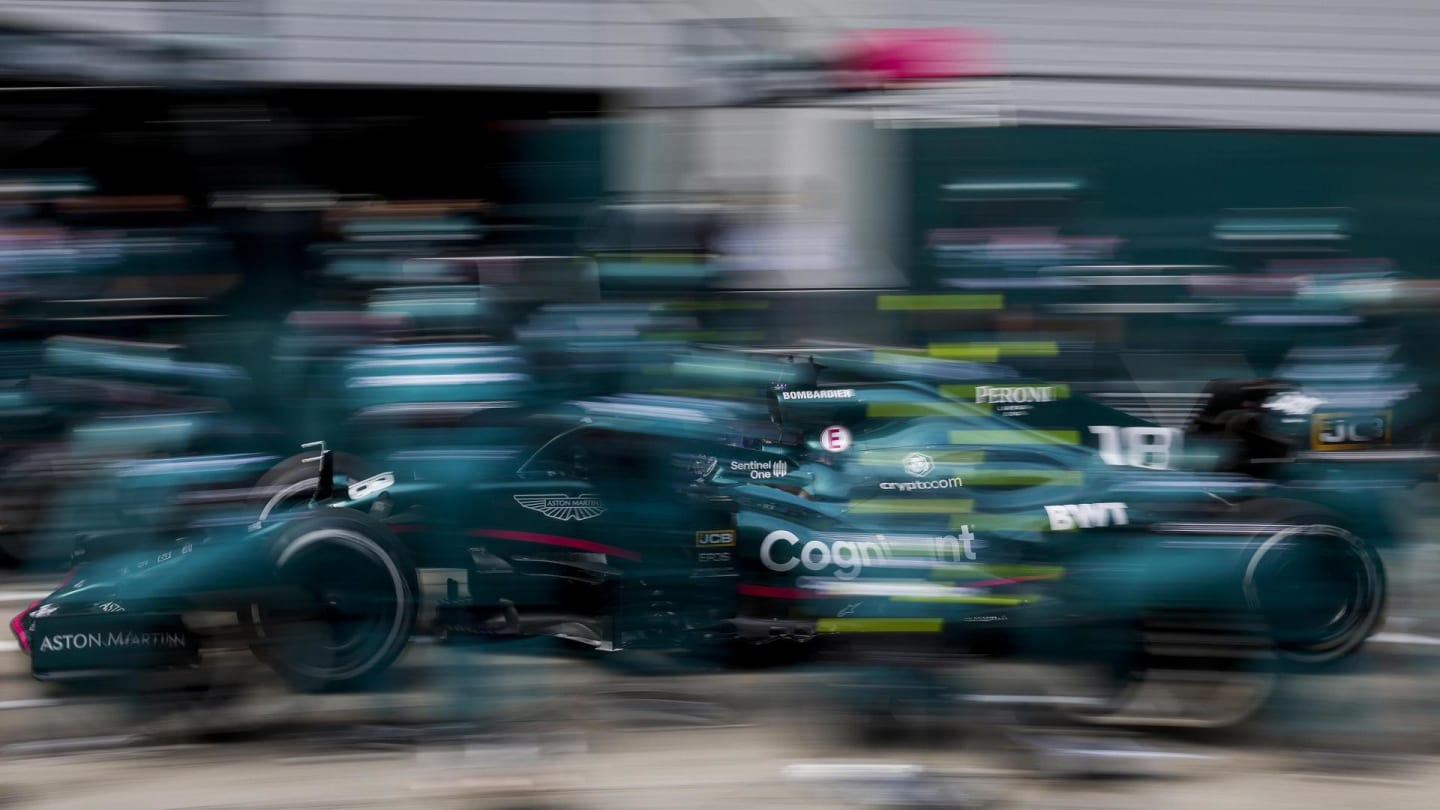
[256,529,409,681]
[1244,525,1381,662]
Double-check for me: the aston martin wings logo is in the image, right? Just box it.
[513,493,607,521]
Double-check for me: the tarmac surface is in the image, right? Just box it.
[0,689,1437,810]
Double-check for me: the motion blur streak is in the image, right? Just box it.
[2,1,1440,808]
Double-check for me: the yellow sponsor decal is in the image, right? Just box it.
[851,450,985,467]
[867,402,992,418]
[927,347,1000,362]
[928,564,1065,581]
[930,341,1060,359]
[872,348,934,361]
[961,470,1084,487]
[877,294,1004,311]
[850,498,974,515]
[816,618,944,634]
[950,514,1050,531]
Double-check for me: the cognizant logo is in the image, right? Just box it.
[760,530,875,581]
[759,528,976,581]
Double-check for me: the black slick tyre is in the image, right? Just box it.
[245,510,417,692]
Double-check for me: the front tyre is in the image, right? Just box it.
[247,511,418,692]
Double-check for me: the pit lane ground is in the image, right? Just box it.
[0,588,1437,810]
[0,682,1438,810]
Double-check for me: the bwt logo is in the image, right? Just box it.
[696,530,736,547]
[1044,502,1129,531]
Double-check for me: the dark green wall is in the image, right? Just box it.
[907,126,1440,287]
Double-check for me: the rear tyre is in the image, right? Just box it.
[1241,517,1386,666]
[1053,498,1385,729]
[246,510,418,692]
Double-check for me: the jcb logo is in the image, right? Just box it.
[1313,412,1390,450]
[696,530,736,548]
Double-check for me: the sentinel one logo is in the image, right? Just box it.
[779,389,855,401]
[730,459,789,479]
[1044,502,1129,531]
[760,527,977,580]
[975,386,1058,404]
[513,494,607,521]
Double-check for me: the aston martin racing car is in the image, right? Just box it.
[9,352,1418,723]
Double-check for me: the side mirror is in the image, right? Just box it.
[301,441,335,502]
